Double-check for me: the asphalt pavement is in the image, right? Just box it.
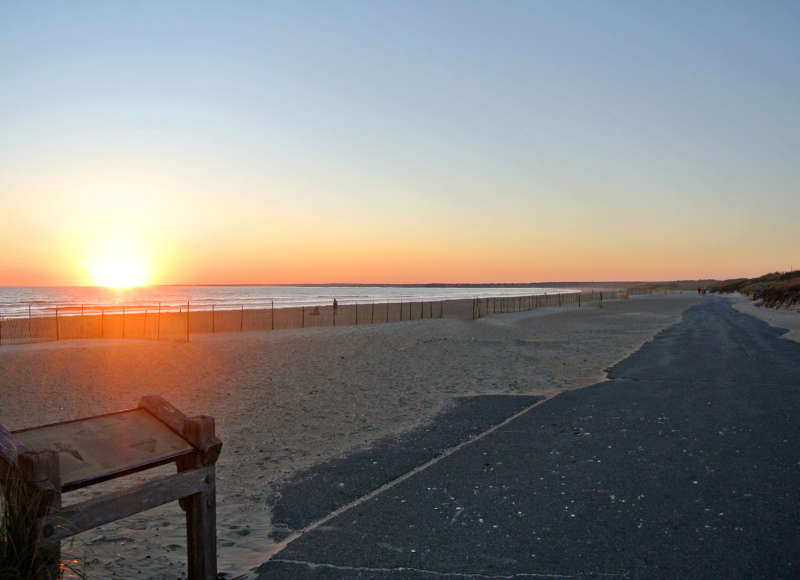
[254,296,800,579]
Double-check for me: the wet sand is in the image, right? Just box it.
[0,292,700,578]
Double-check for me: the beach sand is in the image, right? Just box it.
[0,292,700,578]
[727,293,800,343]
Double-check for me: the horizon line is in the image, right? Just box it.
[0,279,720,289]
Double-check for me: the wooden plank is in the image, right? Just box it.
[139,395,187,436]
[43,465,212,543]
[14,409,193,491]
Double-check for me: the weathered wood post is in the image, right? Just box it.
[137,396,222,580]
[20,449,61,580]
[179,416,220,580]
[54,307,59,341]
[0,426,62,580]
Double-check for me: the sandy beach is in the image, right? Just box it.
[727,293,800,343]
[0,293,700,578]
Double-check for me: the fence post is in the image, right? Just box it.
[28,303,32,337]
[144,308,148,338]
[186,300,190,342]
[302,306,305,328]
[240,305,244,332]
[55,307,59,340]
[157,302,161,340]
[211,305,215,333]
[271,300,275,331]
[371,300,375,324]
[101,307,105,338]
[123,306,126,338]
[0,313,3,345]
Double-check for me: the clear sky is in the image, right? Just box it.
[1,1,798,285]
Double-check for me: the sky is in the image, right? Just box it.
[1,1,798,285]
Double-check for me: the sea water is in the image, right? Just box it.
[0,285,575,318]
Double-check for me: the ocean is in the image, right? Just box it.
[0,285,575,318]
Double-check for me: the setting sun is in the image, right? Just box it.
[83,235,153,288]
[89,257,148,288]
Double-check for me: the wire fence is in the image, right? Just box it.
[0,289,644,346]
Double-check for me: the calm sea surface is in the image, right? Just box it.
[0,286,575,318]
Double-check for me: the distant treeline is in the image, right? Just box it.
[711,271,800,307]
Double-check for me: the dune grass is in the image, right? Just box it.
[1,467,84,580]
[712,271,800,307]
[1,468,53,579]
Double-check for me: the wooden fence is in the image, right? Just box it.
[0,292,606,346]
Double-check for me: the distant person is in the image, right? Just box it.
[333,298,338,309]
[697,287,702,294]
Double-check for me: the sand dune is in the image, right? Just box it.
[0,293,700,579]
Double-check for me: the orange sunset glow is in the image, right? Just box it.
[0,2,797,287]
[2,5,800,580]
[88,257,148,289]
[82,236,153,288]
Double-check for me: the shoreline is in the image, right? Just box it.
[0,292,700,578]
[0,291,614,345]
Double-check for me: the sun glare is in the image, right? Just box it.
[85,236,152,289]
[90,257,148,289]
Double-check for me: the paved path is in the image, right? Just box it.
[254,297,800,579]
